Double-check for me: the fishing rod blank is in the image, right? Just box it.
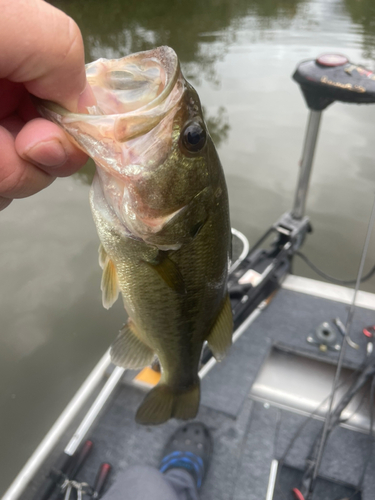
[304,196,375,500]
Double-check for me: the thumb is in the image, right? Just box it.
[0,0,95,112]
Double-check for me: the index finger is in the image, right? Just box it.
[0,0,94,112]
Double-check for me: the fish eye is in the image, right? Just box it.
[182,122,207,153]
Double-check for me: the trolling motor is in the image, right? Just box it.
[229,54,375,329]
[292,54,375,219]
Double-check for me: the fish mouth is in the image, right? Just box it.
[38,47,190,248]
[85,46,180,116]
[37,46,183,143]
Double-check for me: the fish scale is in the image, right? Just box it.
[38,46,233,425]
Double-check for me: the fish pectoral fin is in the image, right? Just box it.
[101,256,120,309]
[145,253,186,295]
[110,320,154,369]
[206,294,233,361]
[136,382,200,425]
[98,244,107,269]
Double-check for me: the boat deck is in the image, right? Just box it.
[21,278,375,500]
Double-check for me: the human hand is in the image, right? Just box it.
[0,0,95,211]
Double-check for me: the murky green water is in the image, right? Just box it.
[1,0,375,494]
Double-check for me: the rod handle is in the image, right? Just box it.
[32,453,72,500]
[92,463,112,498]
[68,439,93,479]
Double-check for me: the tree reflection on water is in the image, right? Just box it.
[49,0,304,184]
[50,0,304,65]
[48,0,375,188]
[343,0,375,61]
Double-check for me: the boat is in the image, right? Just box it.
[3,53,375,500]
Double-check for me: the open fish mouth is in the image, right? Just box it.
[85,46,180,116]
[37,46,212,247]
[37,47,187,242]
[37,46,183,145]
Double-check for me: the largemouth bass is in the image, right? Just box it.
[39,46,233,425]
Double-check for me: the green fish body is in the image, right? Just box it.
[39,46,233,425]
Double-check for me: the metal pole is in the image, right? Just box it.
[65,366,125,455]
[292,110,322,219]
[2,351,113,500]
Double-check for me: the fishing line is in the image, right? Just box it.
[351,374,375,498]
[273,409,282,457]
[278,366,361,466]
[306,196,375,499]
[275,338,375,498]
[295,251,375,286]
[343,374,375,500]
[273,368,361,500]
[295,344,375,499]
[338,389,366,424]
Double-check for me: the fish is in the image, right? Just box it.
[38,46,233,425]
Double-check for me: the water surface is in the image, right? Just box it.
[1,0,375,494]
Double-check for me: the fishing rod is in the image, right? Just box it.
[31,364,122,500]
[297,196,375,500]
[295,344,375,499]
[266,351,372,500]
[267,198,375,500]
[354,375,375,497]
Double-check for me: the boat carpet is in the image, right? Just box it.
[20,287,375,500]
[69,389,375,500]
[201,287,373,418]
[68,288,375,500]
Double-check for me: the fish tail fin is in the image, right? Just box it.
[135,382,200,425]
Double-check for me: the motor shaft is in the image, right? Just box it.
[292,110,322,219]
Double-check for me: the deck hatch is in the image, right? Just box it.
[250,346,374,432]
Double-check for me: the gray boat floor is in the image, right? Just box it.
[24,285,375,500]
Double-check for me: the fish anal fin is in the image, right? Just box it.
[206,294,233,361]
[145,254,186,295]
[110,320,154,369]
[136,382,200,425]
[101,257,119,309]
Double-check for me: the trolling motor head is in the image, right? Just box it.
[293,54,375,111]
[290,54,375,220]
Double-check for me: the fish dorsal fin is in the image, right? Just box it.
[101,256,120,309]
[206,294,233,361]
[98,244,107,269]
[145,253,186,295]
[110,320,154,369]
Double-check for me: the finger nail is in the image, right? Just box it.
[25,140,67,168]
[77,83,96,113]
